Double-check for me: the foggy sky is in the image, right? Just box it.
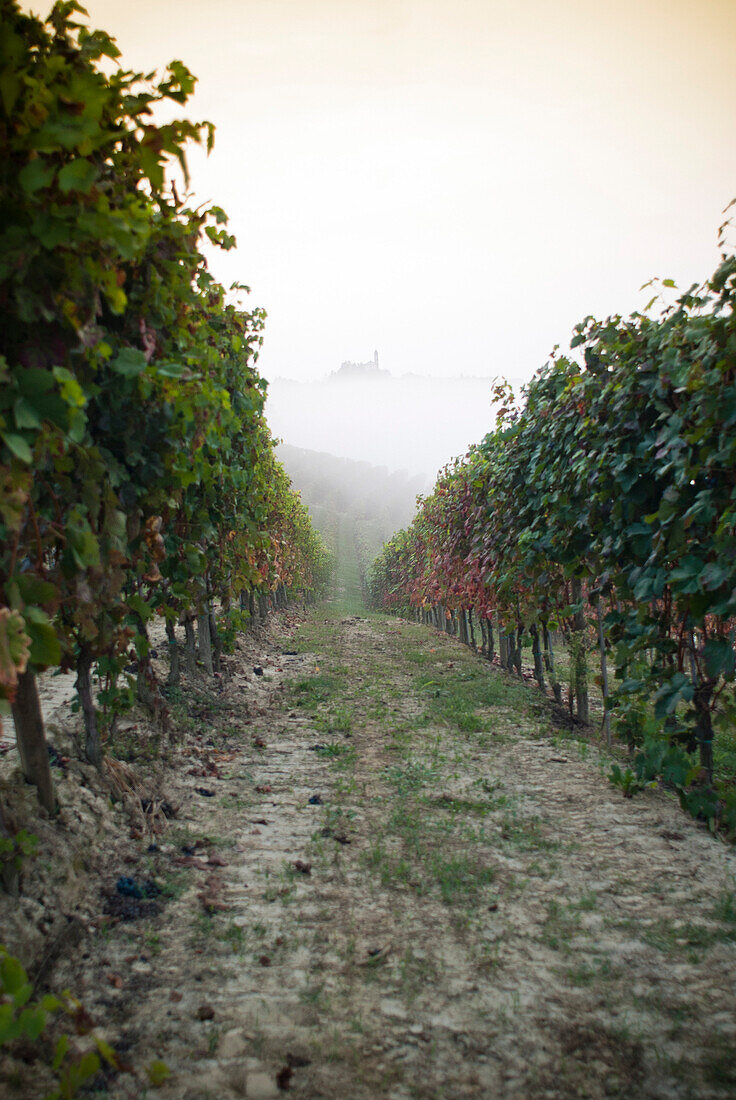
[81,0,736,391]
[268,373,500,483]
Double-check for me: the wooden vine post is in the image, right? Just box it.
[77,648,102,769]
[197,602,214,676]
[596,596,611,746]
[571,579,589,723]
[10,671,55,813]
[529,623,545,692]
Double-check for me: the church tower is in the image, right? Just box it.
[374,349,379,370]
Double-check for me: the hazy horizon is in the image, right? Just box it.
[83,0,736,393]
[265,370,508,483]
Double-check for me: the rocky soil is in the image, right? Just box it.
[2,606,736,1099]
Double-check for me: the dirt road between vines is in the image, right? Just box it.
[7,607,736,1099]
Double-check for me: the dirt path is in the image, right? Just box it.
[9,606,736,1099]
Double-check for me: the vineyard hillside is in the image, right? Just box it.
[1,4,735,1099]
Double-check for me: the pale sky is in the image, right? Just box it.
[84,0,736,386]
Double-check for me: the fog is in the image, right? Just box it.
[267,361,517,484]
[76,1,736,487]
[85,0,736,388]
[278,444,422,551]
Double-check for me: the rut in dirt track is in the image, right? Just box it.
[47,608,736,1100]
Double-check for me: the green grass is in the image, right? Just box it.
[431,794,498,817]
[704,1039,736,1088]
[561,957,621,986]
[221,921,247,954]
[713,715,736,786]
[409,647,542,737]
[499,809,558,852]
[291,672,340,706]
[383,759,438,794]
[429,851,495,904]
[541,898,583,952]
[712,888,736,925]
[158,866,192,900]
[311,742,352,759]
[642,917,736,956]
[313,703,354,735]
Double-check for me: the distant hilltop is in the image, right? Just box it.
[329,349,390,380]
[266,371,500,481]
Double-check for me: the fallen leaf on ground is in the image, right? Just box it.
[197,890,231,913]
[276,1064,293,1091]
[146,1060,172,1088]
[175,856,210,870]
[72,1005,96,1034]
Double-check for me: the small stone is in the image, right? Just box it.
[196,1003,215,1021]
[380,998,407,1020]
[219,1028,249,1059]
[246,1070,280,1099]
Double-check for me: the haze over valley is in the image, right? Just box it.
[267,356,501,484]
[278,442,422,558]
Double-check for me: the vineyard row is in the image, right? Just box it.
[371,236,736,837]
[0,1,331,825]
